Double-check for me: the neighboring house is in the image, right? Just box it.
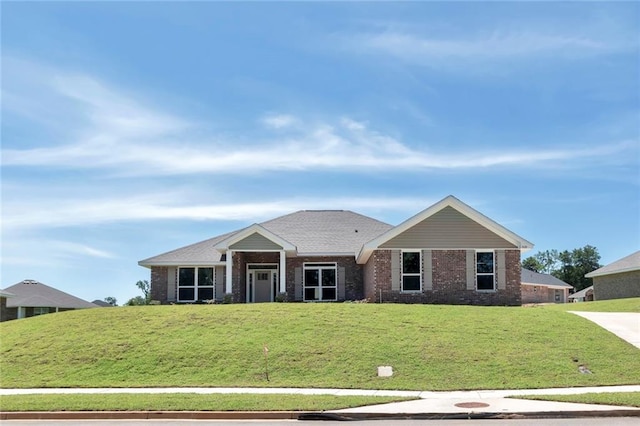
[1,279,98,321]
[139,195,534,306]
[585,251,640,301]
[92,300,115,307]
[0,289,15,322]
[521,268,573,304]
[568,285,594,302]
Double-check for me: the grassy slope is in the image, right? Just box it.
[543,297,640,313]
[1,301,639,391]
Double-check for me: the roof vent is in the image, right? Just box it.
[23,279,39,285]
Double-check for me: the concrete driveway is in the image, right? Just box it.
[570,311,640,349]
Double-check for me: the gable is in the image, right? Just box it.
[379,206,516,249]
[229,232,284,251]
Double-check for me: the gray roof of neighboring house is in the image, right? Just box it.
[139,210,392,266]
[585,250,640,278]
[3,280,98,309]
[568,285,594,299]
[92,300,115,307]
[521,268,573,289]
[0,289,14,298]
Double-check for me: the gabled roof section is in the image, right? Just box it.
[568,285,594,299]
[4,280,97,309]
[214,223,296,254]
[357,195,534,264]
[585,250,640,278]
[521,268,573,289]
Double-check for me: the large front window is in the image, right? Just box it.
[402,251,421,292]
[178,267,214,301]
[304,263,337,301]
[476,251,495,291]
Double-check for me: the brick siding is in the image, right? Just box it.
[593,271,640,300]
[150,266,168,302]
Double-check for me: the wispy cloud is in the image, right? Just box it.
[3,57,638,180]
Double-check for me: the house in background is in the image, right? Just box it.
[0,279,98,321]
[139,195,534,306]
[585,250,640,301]
[0,289,15,322]
[521,268,573,304]
[568,285,594,302]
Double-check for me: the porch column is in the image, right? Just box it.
[279,250,286,293]
[225,250,233,294]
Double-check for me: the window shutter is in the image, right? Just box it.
[167,267,177,302]
[497,250,507,290]
[338,267,346,300]
[214,266,224,302]
[423,250,433,291]
[466,250,475,290]
[391,250,400,291]
[294,267,303,301]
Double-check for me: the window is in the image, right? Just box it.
[178,267,214,301]
[402,251,421,292]
[476,251,495,291]
[33,307,50,316]
[304,263,337,301]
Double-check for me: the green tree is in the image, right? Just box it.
[104,296,118,306]
[136,280,151,304]
[125,296,147,306]
[521,245,601,291]
[522,256,543,273]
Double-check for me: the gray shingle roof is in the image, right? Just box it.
[4,280,98,309]
[521,268,573,289]
[139,210,392,266]
[585,250,640,278]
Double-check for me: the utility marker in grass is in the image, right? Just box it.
[263,343,269,381]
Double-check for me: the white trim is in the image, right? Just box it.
[476,250,496,292]
[357,195,534,264]
[586,266,640,278]
[303,262,338,302]
[279,250,286,293]
[176,266,215,302]
[401,250,422,293]
[225,250,233,294]
[246,264,278,303]
[138,261,225,268]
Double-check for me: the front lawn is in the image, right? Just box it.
[518,392,640,408]
[543,297,640,313]
[1,303,639,390]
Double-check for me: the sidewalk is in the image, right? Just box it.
[2,385,639,420]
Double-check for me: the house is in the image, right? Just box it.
[585,251,640,301]
[0,289,15,322]
[521,268,573,304]
[0,279,98,321]
[92,300,115,307]
[568,285,594,302]
[139,195,534,306]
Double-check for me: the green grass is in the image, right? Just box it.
[0,393,413,411]
[518,392,640,408]
[1,303,639,391]
[542,297,640,313]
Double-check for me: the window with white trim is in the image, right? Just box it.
[476,251,495,291]
[178,267,214,302]
[33,307,50,316]
[402,251,421,292]
[304,263,337,301]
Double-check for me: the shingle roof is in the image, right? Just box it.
[585,250,640,278]
[139,210,392,266]
[521,268,573,289]
[3,280,98,309]
[568,285,594,299]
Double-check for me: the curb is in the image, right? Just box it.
[2,409,640,421]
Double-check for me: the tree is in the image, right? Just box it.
[104,296,118,306]
[521,245,601,291]
[136,280,151,304]
[125,296,147,306]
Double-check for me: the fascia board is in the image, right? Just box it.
[138,261,226,268]
[586,266,640,278]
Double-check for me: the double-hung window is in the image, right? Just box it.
[402,251,421,292]
[178,267,214,302]
[476,251,495,291]
[304,263,337,301]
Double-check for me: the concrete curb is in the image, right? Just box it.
[2,409,640,421]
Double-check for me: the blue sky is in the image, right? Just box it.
[2,2,639,305]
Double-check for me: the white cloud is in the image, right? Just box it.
[261,113,297,129]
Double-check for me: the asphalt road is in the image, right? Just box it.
[2,418,639,425]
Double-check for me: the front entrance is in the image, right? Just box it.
[246,264,278,303]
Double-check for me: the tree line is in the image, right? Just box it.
[522,245,601,291]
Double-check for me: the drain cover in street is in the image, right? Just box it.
[454,402,490,408]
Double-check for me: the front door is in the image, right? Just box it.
[254,271,272,303]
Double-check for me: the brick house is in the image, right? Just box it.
[585,251,640,301]
[521,268,573,304]
[139,195,534,305]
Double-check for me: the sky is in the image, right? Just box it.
[2,1,639,305]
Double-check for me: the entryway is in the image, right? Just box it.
[246,264,278,303]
